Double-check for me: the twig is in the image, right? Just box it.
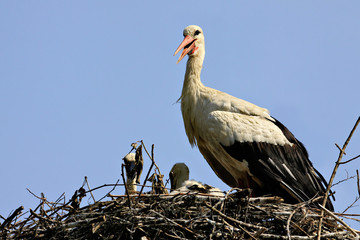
[135,143,156,205]
[339,154,360,165]
[204,202,259,239]
[317,116,360,239]
[335,212,360,223]
[335,143,346,155]
[249,203,310,237]
[3,140,359,239]
[286,205,305,240]
[341,170,360,213]
[248,196,283,204]
[332,175,356,187]
[40,193,46,214]
[149,209,202,237]
[97,179,120,202]
[29,209,59,224]
[357,169,360,196]
[121,164,132,209]
[84,176,96,204]
[141,141,162,175]
[318,204,359,239]
[84,183,125,194]
[342,196,360,214]
[26,188,46,201]
[335,212,360,217]
[0,206,24,230]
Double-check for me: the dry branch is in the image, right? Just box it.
[1,140,359,239]
[0,191,356,239]
[317,117,360,239]
[357,170,360,197]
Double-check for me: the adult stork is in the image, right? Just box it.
[174,25,333,210]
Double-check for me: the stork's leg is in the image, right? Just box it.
[237,173,260,197]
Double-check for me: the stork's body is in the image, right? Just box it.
[123,152,143,194]
[175,25,333,210]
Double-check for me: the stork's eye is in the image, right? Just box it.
[194,30,201,36]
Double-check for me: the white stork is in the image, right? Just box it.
[123,153,143,194]
[174,25,333,210]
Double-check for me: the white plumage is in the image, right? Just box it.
[170,180,224,197]
[174,25,333,210]
[123,153,137,194]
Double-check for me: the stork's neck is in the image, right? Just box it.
[179,49,205,146]
[181,54,205,99]
[126,177,137,194]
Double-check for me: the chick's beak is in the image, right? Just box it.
[174,35,196,64]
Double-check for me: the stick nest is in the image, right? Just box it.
[1,139,359,239]
[1,188,358,239]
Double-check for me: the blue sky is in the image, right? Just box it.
[1,1,359,228]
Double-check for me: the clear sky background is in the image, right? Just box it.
[1,1,359,228]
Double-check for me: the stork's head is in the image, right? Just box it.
[169,163,190,191]
[123,153,137,182]
[174,25,205,64]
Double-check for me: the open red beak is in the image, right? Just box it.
[174,35,196,64]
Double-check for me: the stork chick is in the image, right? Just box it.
[169,163,224,197]
[169,163,189,191]
[123,153,143,194]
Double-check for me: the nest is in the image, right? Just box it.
[1,140,359,239]
[0,190,358,239]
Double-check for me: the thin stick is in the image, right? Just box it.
[96,179,120,202]
[335,143,346,155]
[357,169,360,196]
[0,206,24,230]
[29,209,59,224]
[26,188,46,201]
[204,202,258,239]
[84,176,96,203]
[135,143,157,205]
[141,141,162,175]
[286,205,307,239]
[342,196,360,214]
[339,154,360,165]
[324,116,360,203]
[52,192,66,209]
[332,175,356,187]
[149,210,202,237]
[121,164,132,209]
[317,116,360,239]
[84,183,125,194]
[318,204,359,238]
[335,212,360,217]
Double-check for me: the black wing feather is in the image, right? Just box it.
[221,117,334,210]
